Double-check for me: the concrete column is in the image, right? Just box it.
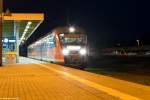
[14,21,19,63]
[0,0,3,66]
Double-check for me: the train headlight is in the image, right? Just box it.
[80,49,86,55]
[62,49,69,55]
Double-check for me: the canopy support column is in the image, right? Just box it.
[0,0,3,66]
[14,21,19,63]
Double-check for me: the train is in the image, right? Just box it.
[28,26,88,68]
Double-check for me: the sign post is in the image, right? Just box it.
[0,0,3,66]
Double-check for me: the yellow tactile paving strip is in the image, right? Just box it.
[38,64,150,100]
[0,64,118,100]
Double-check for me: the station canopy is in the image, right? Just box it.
[3,13,44,44]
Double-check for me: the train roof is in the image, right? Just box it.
[28,26,86,47]
[52,26,86,34]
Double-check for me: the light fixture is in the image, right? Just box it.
[4,38,8,43]
[20,21,32,43]
[9,40,16,43]
[26,25,30,29]
[69,27,75,33]
[28,21,32,25]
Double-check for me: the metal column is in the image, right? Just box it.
[14,21,19,63]
[16,23,19,63]
[0,0,3,66]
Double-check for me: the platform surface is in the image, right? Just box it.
[0,57,149,100]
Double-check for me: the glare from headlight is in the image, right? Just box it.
[80,49,86,55]
[62,49,69,55]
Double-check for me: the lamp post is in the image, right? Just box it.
[0,0,3,66]
[136,39,141,54]
[136,40,140,47]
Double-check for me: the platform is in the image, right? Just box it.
[0,57,149,100]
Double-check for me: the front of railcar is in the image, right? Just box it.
[57,27,88,68]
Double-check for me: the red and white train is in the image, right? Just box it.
[28,26,88,68]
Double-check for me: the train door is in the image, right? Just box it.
[54,34,64,62]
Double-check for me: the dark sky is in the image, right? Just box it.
[3,0,150,48]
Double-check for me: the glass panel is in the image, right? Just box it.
[48,35,55,48]
[59,33,87,44]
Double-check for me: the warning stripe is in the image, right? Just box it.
[37,63,141,100]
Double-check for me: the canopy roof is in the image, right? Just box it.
[3,13,44,44]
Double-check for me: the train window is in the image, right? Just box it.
[59,33,87,44]
[59,34,65,42]
[48,35,56,48]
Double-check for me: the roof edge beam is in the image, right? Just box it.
[3,13,44,21]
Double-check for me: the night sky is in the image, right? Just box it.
[3,0,150,48]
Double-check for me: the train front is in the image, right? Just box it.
[59,27,88,67]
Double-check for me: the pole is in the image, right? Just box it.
[136,40,140,47]
[0,0,3,66]
[15,21,19,63]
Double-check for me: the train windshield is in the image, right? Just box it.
[59,33,87,45]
